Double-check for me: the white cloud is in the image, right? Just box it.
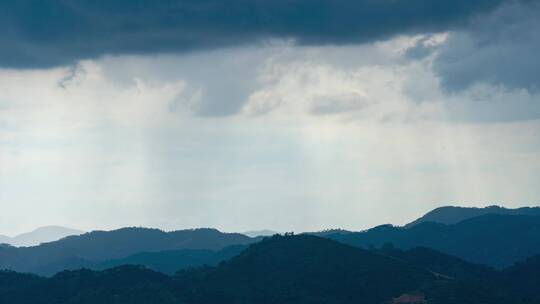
[1,38,540,234]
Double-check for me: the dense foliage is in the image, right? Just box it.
[2,208,540,303]
[175,235,437,304]
[0,228,256,275]
[0,266,180,304]
[3,209,540,277]
[3,235,540,304]
[325,214,540,268]
[405,206,540,227]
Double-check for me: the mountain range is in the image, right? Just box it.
[1,204,540,303]
[4,205,536,248]
[1,206,540,276]
[3,234,539,304]
[406,205,540,227]
[0,227,257,275]
[324,213,540,268]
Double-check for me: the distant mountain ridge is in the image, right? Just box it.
[2,213,540,302]
[0,235,519,304]
[95,245,247,275]
[2,206,540,276]
[0,226,84,247]
[406,205,540,227]
[325,214,540,268]
[29,245,248,277]
[0,227,257,275]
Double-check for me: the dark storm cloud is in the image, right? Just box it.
[433,1,540,92]
[0,0,507,68]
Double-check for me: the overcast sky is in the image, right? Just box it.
[1,0,539,235]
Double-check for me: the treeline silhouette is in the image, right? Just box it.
[2,206,540,303]
[0,228,257,275]
[2,213,539,275]
[2,235,539,303]
[324,214,540,268]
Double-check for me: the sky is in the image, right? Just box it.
[1,0,540,235]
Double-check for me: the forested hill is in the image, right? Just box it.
[0,227,256,275]
[324,214,540,268]
[3,235,529,304]
[3,209,540,276]
[406,205,540,227]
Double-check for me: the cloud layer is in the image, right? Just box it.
[0,0,506,68]
[1,1,540,235]
[433,0,540,92]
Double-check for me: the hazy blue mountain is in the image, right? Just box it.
[0,226,84,247]
[95,245,246,275]
[0,227,256,275]
[10,226,85,247]
[29,246,247,277]
[406,205,540,227]
[3,212,540,275]
[242,230,278,237]
[325,214,540,268]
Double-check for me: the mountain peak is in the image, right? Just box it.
[1,226,84,247]
[405,205,540,227]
